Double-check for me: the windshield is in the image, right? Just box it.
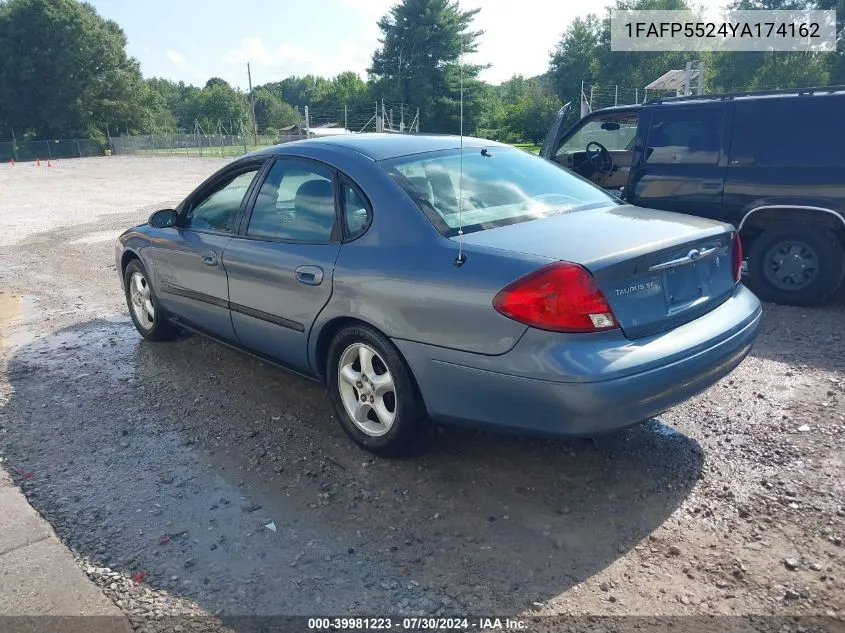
[560,114,639,153]
[381,147,617,237]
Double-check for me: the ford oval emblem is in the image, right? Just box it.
[688,249,701,261]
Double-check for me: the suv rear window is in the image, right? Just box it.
[730,97,845,168]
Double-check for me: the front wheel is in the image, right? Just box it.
[747,223,844,306]
[326,324,428,456]
[123,259,176,341]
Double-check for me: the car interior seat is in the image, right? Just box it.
[246,180,283,237]
[424,167,460,215]
[293,179,335,240]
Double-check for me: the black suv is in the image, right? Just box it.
[541,87,845,306]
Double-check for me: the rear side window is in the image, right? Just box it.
[247,160,336,242]
[342,182,371,239]
[645,107,723,165]
[730,97,845,168]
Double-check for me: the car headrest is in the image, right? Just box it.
[294,179,334,217]
[406,176,434,204]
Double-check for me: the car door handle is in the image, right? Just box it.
[295,265,324,286]
[200,251,218,266]
[699,181,722,191]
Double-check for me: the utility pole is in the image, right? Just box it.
[10,128,18,162]
[683,61,693,96]
[698,60,705,95]
[247,62,258,142]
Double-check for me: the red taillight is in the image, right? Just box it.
[493,261,618,333]
[732,232,743,283]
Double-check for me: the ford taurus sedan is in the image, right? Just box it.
[116,134,762,455]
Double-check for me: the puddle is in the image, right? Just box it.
[0,292,38,348]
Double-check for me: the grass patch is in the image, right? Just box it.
[512,143,541,154]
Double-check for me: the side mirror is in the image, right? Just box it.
[149,208,179,228]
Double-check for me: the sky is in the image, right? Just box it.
[87,0,731,90]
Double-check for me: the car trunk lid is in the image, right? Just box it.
[458,204,737,338]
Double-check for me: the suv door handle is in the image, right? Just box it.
[699,181,722,191]
[295,265,324,286]
[200,251,218,266]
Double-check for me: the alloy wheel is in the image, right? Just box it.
[337,343,397,437]
[129,271,155,330]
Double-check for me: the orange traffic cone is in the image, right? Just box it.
[47,160,53,168]
[9,159,14,166]
[35,158,41,167]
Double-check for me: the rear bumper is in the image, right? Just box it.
[394,284,761,436]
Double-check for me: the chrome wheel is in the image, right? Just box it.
[129,271,155,330]
[337,343,397,437]
[763,240,818,291]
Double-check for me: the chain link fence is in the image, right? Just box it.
[108,133,302,158]
[0,102,420,163]
[0,138,104,162]
[0,133,302,162]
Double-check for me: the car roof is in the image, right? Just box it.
[251,133,510,162]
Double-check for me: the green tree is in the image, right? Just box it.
[707,0,834,92]
[253,88,299,131]
[195,82,248,132]
[145,77,203,130]
[205,77,231,90]
[264,75,326,106]
[369,0,485,133]
[548,0,702,116]
[549,15,601,110]
[501,76,561,143]
[0,0,153,138]
[311,72,371,110]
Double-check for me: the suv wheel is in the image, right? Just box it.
[747,223,844,306]
[326,324,428,456]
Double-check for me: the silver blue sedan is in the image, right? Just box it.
[116,134,762,455]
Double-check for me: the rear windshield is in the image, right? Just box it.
[380,147,617,237]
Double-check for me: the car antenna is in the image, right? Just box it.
[454,38,466,267]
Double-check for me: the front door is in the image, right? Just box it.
[543,108,640,195]
[223,157,345,373]
[154,161,265,340]
[627,104,730,220]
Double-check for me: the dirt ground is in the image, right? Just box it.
[0,157,843,631]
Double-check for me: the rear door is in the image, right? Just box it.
[222,157,355,373]
[154,160,265,341]
[628,104,731,220]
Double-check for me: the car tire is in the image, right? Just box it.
[747,223,845,306]
[123,259,176,341]
[326,324,429,456]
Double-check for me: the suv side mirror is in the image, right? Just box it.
[149,208,179,228]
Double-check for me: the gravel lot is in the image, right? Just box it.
[0,157,843,631]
